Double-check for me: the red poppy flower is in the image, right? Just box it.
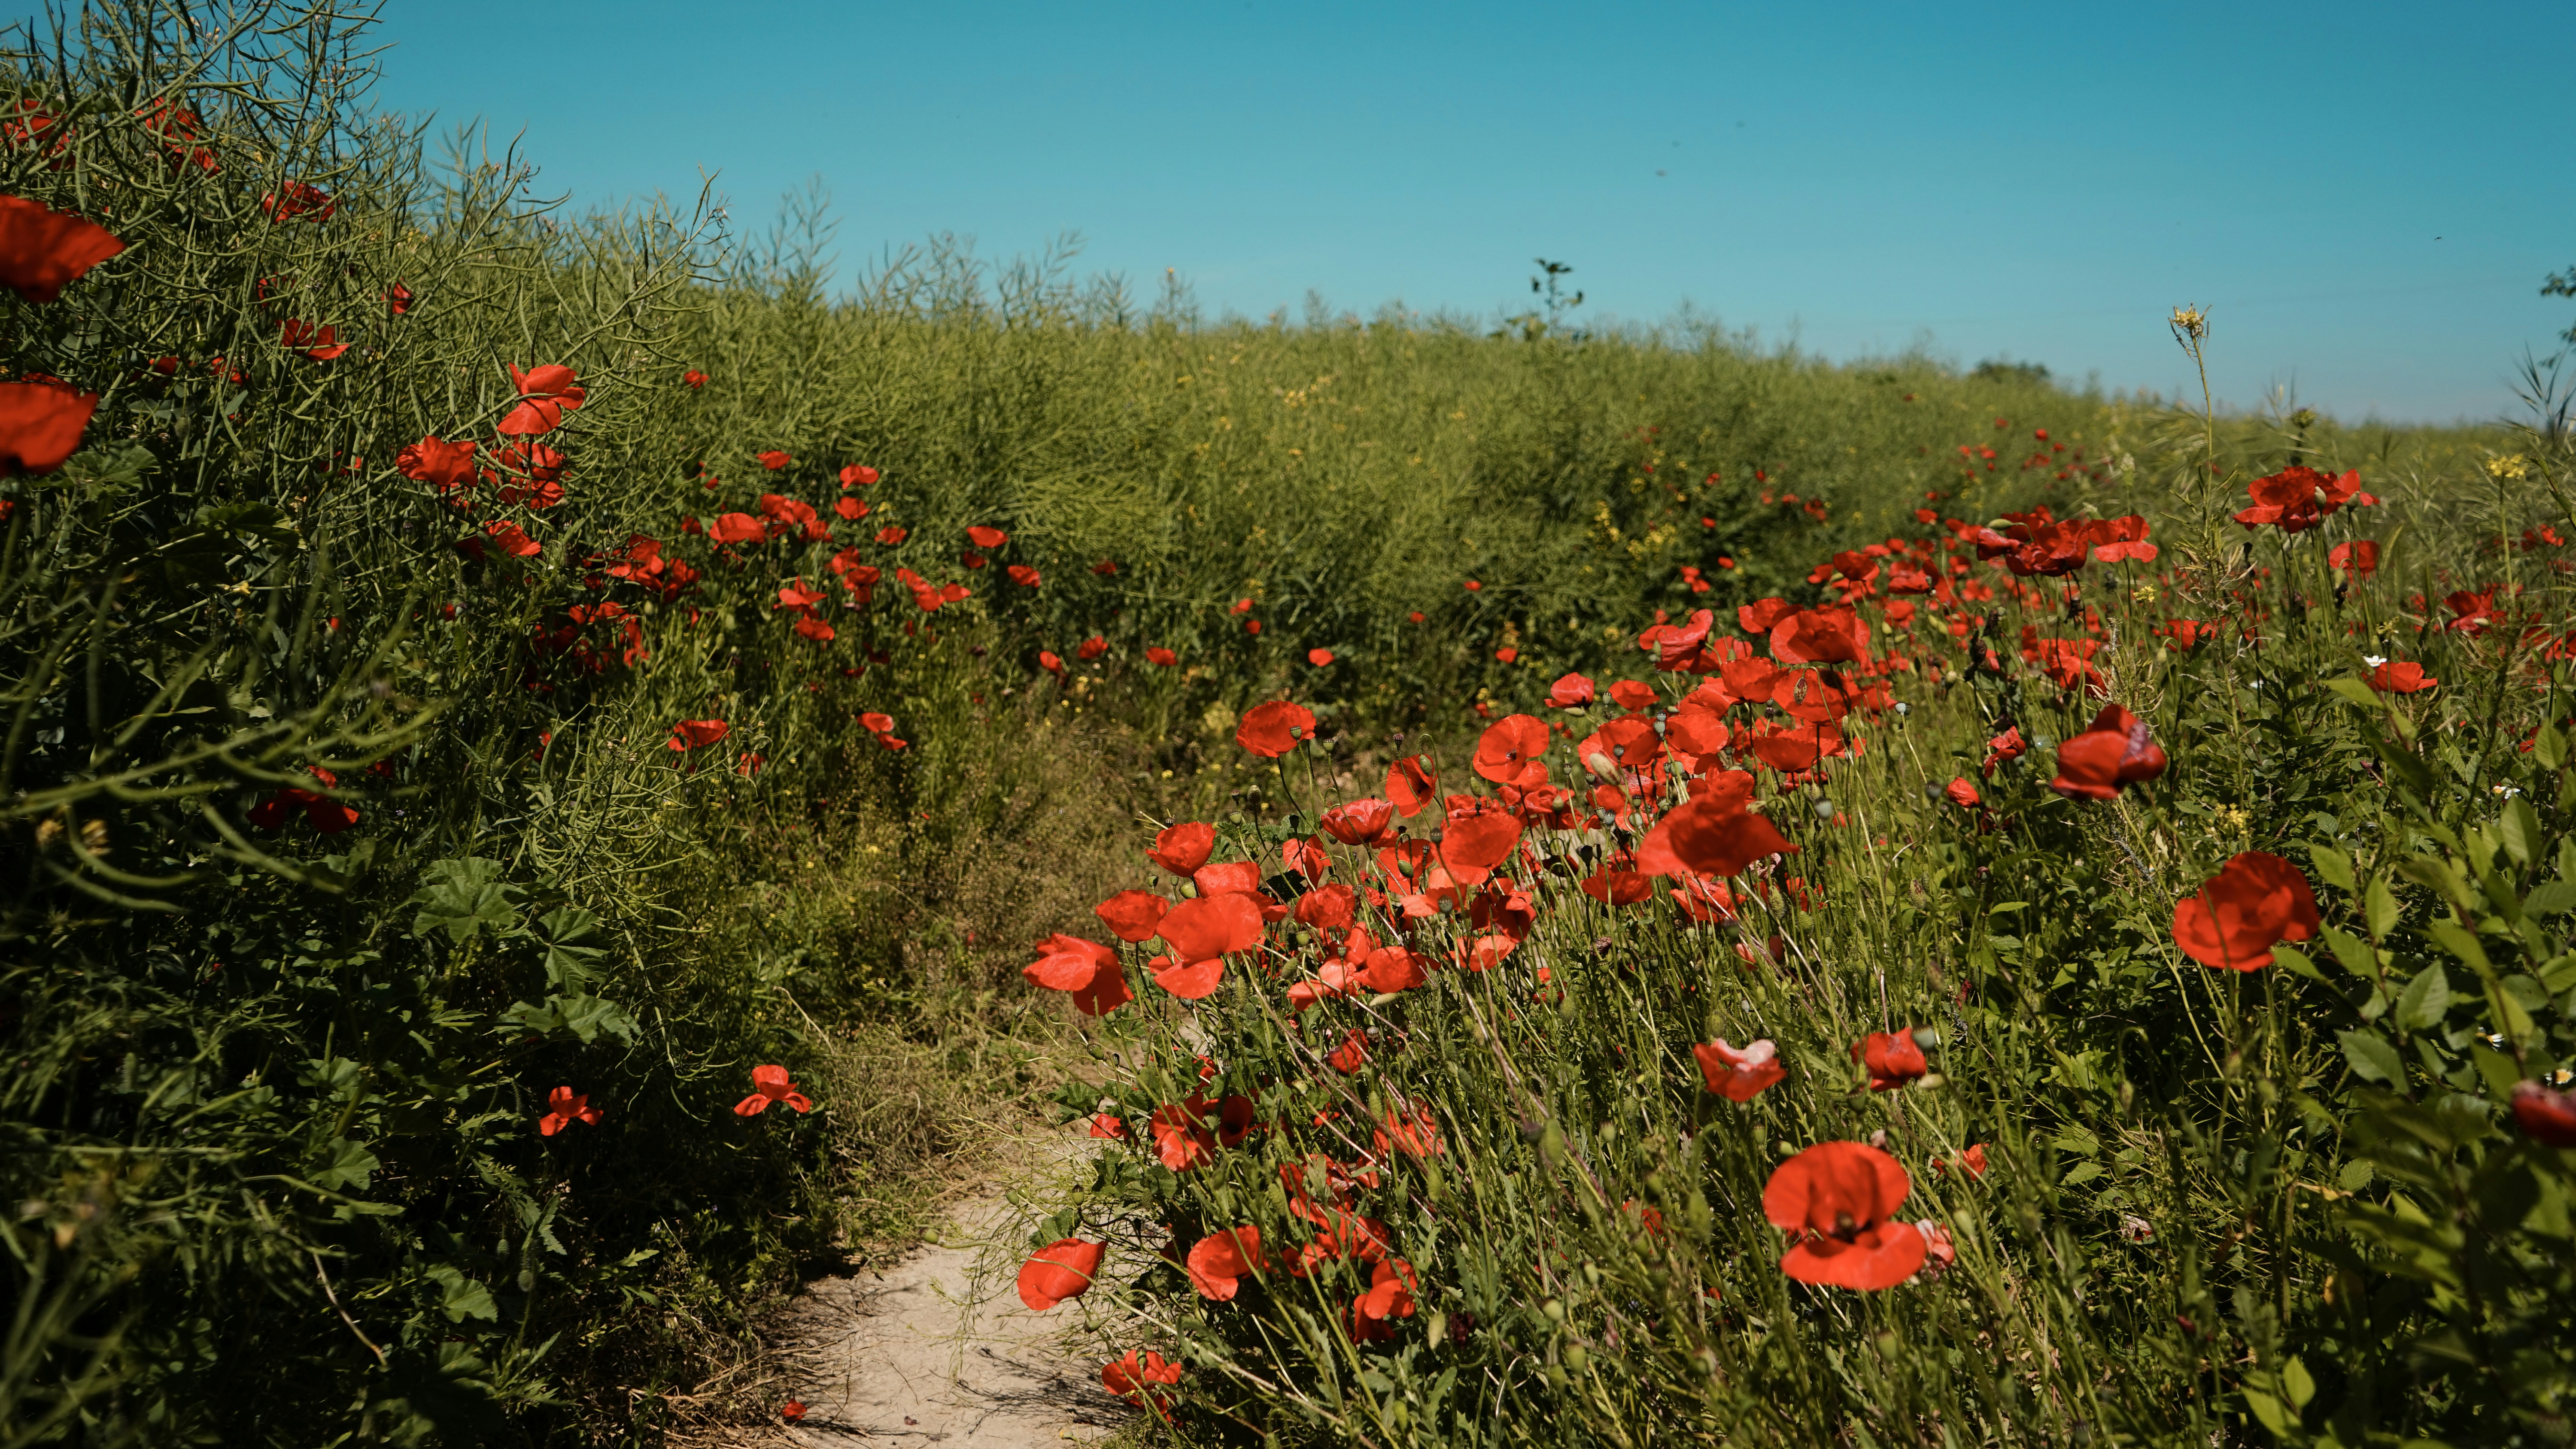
[480,519,541,558]
[1473,714,1551,787]
[1944,777,1981,809]
[2510,1080,2576,1147]
[841,464,879,486]
[1936,1144,1989,1179]
[2172,851,2319,971]
[682,368,706,388]
[1187,1226,1264,1301]
[667,718,730,751]
[1147,821,1215,876]
[875,525,908,545]
[1023,933,1133,1014]
[2369,661,2436,694]
[1191,860,1262,897]
[733,1064,814,1116]
[498,364,585,436]
[1146,646,1178,667]
[1094,890,1169,943]
[1374,1103,1442,1159]
[1356,1257,1418,1324]
[707,512,764,545]
[1155,894,1265,993]
[1602,679,1655,712]
[1039,650,1064,676]
[0,380,97,476]
[1007,564,1041,588]
[960,524,1005,549]
[2330,539,2380,578]
[1440,803,1522,882]
[1321,798,1395,845]
[1385,755,1437,817]
[397,435,480,497]
[1853,1031,1928,1091]
[0,195,125,303]
[779,1400,805,1422]
[1295,882,1357,931]
[1350,943,1422,992]
[1140,1099,1209,1168]
[1547,672,1596,708]
[538,1085,603,1136]
[860,711,895,733]
[1693,1038,1784,1102]
[260,181,337,221]
[1236,700,1316,757]
[1736,597,1795,634]
[1102,1350,1182,1412]
[2050,703,2167,800]
[1771,606,1869,665]
[1307,648,1335,667]
[1634,796,1798,878]
[1017,1238,1105,1310]
[1763,1141,1924,1290]
[2234,464,2364,533]
[278,318,347,361]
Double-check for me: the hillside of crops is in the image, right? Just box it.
[5,6,2569,1449]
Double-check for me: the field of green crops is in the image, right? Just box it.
[6,6,2573,1448]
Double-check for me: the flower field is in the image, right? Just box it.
[4,6,2570,1448]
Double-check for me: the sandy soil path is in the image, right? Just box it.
[769,1140,1137,1447]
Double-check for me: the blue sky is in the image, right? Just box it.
[372,0,2574,424]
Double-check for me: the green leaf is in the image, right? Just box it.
[2426,920,2492,976]
[2525,880,2576,917]
[2538,726,2569,771]
[2339,1029,2406,1086]
[2322,925,2380,979]
[2282,1355,2315,1410]
[503,993,639,1045]
[410,858,520,943]
[2244,1384,2292,1438]
[2310,845,2357,894]
[2400,857,2473,914]
[2394,963,2451,1032]
[2272,943,2328,982]
[425,1264,499,1323]
[536,904,609,989]
[2500,798,2543,869]
[2541,953,2576,993]
[308,1136,380,1192]
[2366,878,2401,939]
[2323,677,2383,711]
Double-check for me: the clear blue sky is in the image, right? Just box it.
[371,0,2574,424]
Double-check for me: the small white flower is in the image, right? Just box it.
[2363,654,2388,667]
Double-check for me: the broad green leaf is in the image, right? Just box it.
[2393,963,2450,1032]
[2322,925,2379,979]
[2366,879,2401,939]
[2400,856,2472,914]
[2538,725,2570,770]
[2310,844,2357,894]
[2243,1385,2291,1438]
[2272,943,2328,982]
[537,904,609,988]
[2322,677,2383,710]
[425,1264,498,1323]
[2425,920,2491,976]
[2500,797,2543,867]
[2525,880,2576,917]
[2339,1028,2405,1086]
[308,1136,380,1192]
[503,993,639,1045]
[2541,953,2576,993]
[2282,1356,2315,1410]
[410,858,520,943]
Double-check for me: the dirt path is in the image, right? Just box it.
[769,1137,1136,1447]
